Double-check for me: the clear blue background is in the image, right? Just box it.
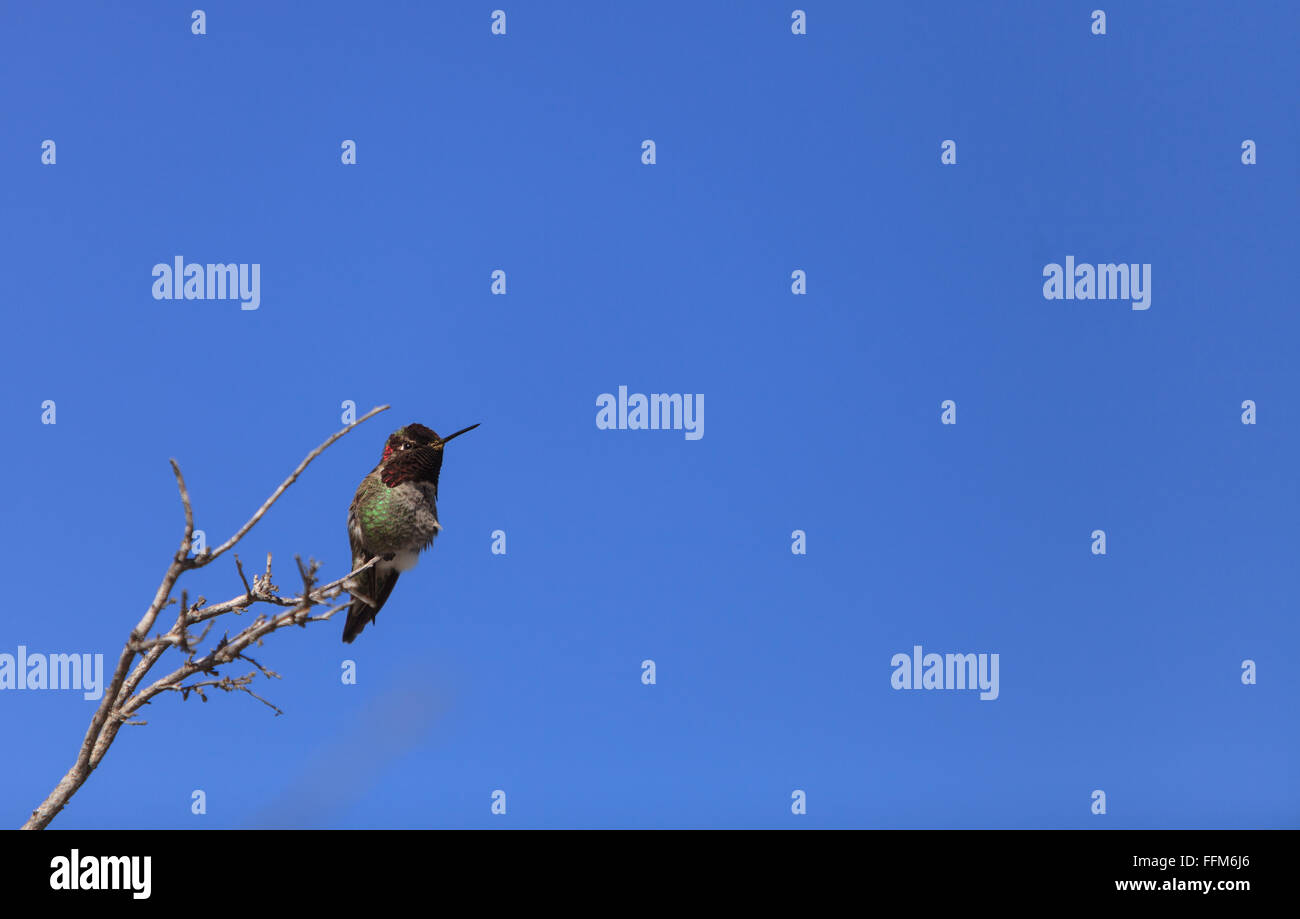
[1,1,1295,829]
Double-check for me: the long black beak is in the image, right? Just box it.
[440,423,480,445]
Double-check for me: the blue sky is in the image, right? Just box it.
[1,1,1295,828]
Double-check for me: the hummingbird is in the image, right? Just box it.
[342,421,479,643]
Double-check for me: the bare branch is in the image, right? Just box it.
[234,554,252,596]
[199,404,390,567]
[172,671,284,716]
[20,407,390,830]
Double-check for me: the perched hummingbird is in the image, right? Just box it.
[342,421,479,643]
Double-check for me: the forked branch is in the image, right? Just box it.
[21,406,390,830]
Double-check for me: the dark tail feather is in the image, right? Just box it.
[341,568,399,643]
[341,601,375,643]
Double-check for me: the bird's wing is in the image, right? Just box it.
[343,477,400,643]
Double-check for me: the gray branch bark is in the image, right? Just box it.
[21,405,390,830]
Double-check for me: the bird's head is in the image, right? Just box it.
[380,422,479,464]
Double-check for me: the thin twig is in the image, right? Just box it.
[20,406,390,830]
[200,404,390,567]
